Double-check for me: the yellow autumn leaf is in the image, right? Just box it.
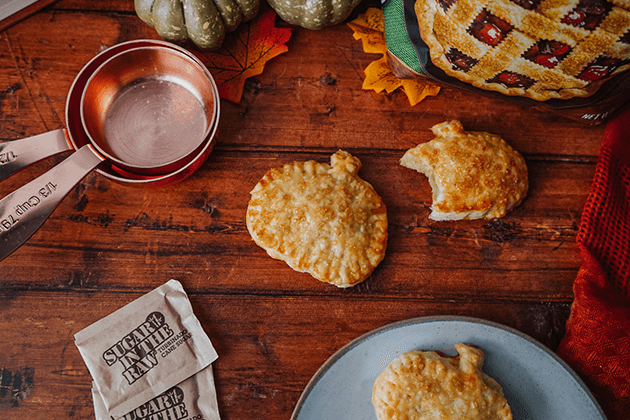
[348,7,440,106]
[362,57,401,94]
[401,79,441,105]
[347,8,386,55]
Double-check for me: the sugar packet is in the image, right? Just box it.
[92,365,220,420]
[75,279,218,418]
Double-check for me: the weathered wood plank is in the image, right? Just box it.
[0,2,613,419]
[0,150,592,301]
[0,11,607,156]
[52,0,135,12]
[0,291,570,420]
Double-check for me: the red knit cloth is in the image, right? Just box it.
[558,106,630,419]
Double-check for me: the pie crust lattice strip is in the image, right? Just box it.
[415,0,630,100]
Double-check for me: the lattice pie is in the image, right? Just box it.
[415,0,630,100]
[372,344,513,420]
[246,151,388,288]
[401,121,528,220]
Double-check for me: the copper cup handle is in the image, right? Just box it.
[0,129,74,182]
[0,144,104,261]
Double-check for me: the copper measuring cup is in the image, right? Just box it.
[0,42,219,261]
[0,39,219,184]
[80,46,216,175]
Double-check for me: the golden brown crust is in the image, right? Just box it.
[415,0,630,101]
[400,121,528,220]
[372,344,513,420]
[246,150,388,288]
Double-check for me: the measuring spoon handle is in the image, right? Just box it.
[0,145,104,262]
[0,129,74,182]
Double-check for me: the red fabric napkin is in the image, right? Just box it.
[557,106,630,419]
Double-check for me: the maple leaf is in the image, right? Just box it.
[192,10,292,103]
[347,8,440,106]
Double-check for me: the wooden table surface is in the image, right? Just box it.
[0,0,624,418]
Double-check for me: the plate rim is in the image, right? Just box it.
[290,315,607,420]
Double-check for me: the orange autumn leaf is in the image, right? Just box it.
[347,8,440,106]
[192,10,292,103]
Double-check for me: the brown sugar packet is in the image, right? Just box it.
[92,365,220,420]
[75,279,218,418]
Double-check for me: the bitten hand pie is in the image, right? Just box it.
[401,120,528,221]
[246,150,388,288]
[372,343,513,420]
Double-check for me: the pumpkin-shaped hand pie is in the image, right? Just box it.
[135,0,259,49]
[267,0,363,30]
[246,150,388,288]
[401,121,528,221]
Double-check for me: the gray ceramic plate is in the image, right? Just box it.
[291,316,606,420]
